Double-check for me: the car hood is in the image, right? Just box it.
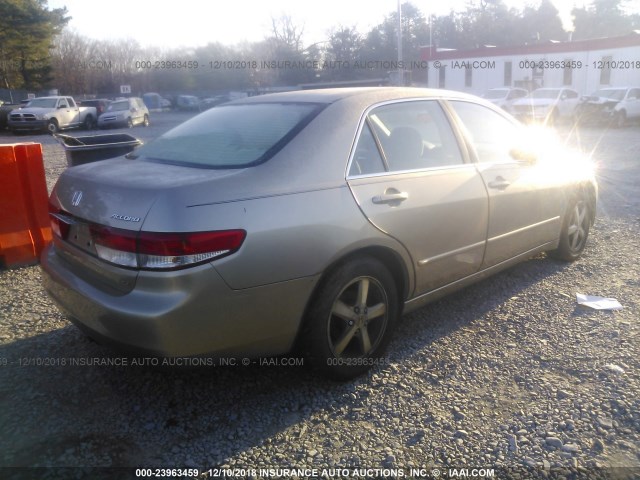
[584,96,619,106]
[11,107,52,115]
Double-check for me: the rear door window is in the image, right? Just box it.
[348,100,464,176]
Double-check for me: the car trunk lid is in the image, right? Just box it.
[49,158,245,292]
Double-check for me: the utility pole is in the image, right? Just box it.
[397,0,403,85]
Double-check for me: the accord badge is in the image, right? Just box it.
[111,214,141,222]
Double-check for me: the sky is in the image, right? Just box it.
[46,0,616,50]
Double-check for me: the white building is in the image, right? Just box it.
[420,32,640,96]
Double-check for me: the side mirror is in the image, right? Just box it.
[510,147,537,165]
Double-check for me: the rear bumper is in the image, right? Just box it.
[41,243,318,358]
[98,117,130,128]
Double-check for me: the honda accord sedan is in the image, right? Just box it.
[41,87,597,379]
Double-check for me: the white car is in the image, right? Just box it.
[578,87,640,127]
[512,88,580,124]
[482,87,529,114]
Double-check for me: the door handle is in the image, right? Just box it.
[372,191,409,205]
[488,177,510,190]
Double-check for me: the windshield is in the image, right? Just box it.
[107,101,129,111]
[26,98,58,108]
[591,89,626,101]
[531,89,561,99]
[483,90,508,99]
[134,102,324,168]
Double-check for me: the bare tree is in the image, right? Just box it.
[51,29,91,94]
[270,15,305,52]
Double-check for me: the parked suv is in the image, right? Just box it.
[98,97,149,129]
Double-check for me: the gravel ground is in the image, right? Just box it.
[0,116,638,480]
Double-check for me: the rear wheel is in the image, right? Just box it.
[84,115,95,130]
[304,257,399,380]
[142,114,149,127]
[549,191,591,261]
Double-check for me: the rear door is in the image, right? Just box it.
[347,99,489,296]
[447,100,563,267]
[56,97,75,128]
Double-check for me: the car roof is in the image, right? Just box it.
[232,87,482,106]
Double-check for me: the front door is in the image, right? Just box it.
[447,100,563,267]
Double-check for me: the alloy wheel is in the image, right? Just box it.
[327,276,388,358]
[567,200,588,253]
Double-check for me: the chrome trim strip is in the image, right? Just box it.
[404,241,555,312]
[347,162,477,181]
[487,216,560,244]
[417,240,485,266]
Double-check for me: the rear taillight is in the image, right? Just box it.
[48,201,245,270]
[49,201,71,240]
[91,226,246,270]
[90,225,138,268]
[136,230,246,269]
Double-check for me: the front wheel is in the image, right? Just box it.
[549,192,591,261]
[304,257,399,380]
[46,119,59,134]
[612,111,626,128]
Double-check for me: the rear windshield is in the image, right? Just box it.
[108,101,129,111]
[134,102,323,168]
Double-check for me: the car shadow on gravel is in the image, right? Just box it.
[0,250,580,469]
[390,252,573,363]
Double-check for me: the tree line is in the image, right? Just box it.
[1,0,639,96]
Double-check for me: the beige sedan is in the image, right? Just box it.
[41,87,597,379]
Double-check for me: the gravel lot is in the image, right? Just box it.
[0,114,638,480]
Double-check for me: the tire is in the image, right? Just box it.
[143,114,149,127]
[46,119,59,134]
[549,190,591,261]
[304,257,399,380]
[84,115,95,130]
[613,111,626,128]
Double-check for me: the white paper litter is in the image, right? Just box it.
[576,293,623,311]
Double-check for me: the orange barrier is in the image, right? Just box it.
[0,143,52,268]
